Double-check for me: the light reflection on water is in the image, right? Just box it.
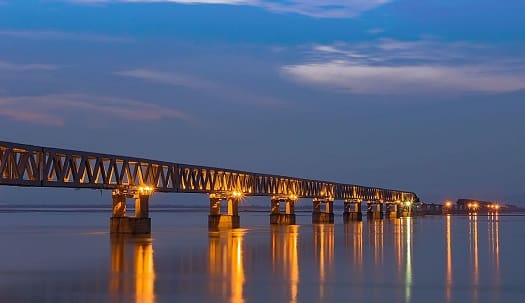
[110,236,155,303]
[446,215,452,303]
[313,224,334,302]
[208,229,245,303]
[0,211,522,303]
[271,225,299,303]
[469,213,479,303]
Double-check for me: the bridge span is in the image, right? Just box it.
[0,141,419,233]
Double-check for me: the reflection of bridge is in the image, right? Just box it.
[0,141,418,233]
[110,236,155,303]
[71,214,503,302]
[107,219,422,303]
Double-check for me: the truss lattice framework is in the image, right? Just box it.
[0,141,417,202]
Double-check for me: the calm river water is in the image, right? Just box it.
[0,209,524,303]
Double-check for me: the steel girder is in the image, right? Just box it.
[0,141,417,202]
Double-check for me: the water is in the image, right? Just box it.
[0,210,524,303]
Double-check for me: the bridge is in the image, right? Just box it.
[0,141,419,234]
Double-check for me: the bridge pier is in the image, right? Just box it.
[270,197,296,225]
[386,203,399,219]
[367,202,384,220]
[110,188,152,235]
[343,199,362,222]
[208,194,241,229]
[312,198,334,224]
[399,202,413,217]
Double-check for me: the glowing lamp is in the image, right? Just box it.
[138,185,154,195]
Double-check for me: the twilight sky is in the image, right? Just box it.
[1,0,524,205]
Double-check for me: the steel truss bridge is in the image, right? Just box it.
[0,141,417,202]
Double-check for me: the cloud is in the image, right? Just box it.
[257,0,392,18]
[0,30,132,42]
[282,39,525,94]
[115,68,286,107]
[0,60,59,71]
[367,28,384,34]
[0,108,63,126]
[67,0,392,18]
[115,69,219,91]
[0,94,190,126]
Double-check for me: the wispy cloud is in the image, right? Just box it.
[257,0,392,18]
[115,69,219,91]
[0,30,132,42]
[115,68,286,107]
[367,28,384,34]
[67,0,392,18]
[282,39,525,94]
[0,94,190,126]
[0,60,59,71]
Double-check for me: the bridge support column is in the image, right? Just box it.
[208,194,240,229]
[367,202,383,220]
[135,194,150,218]
[343,199,362,222]
[110,189,152,235]
[386,203,399,219]
[312,198,334,224]
[112,193,126,217]
[399,203,413,217]
[270,197,296,225]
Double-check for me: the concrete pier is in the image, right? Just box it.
[312,198,334,224]
[367,202,383,220]
[343,200,362,222]
[386,203,399,219]
[399,203,413,217]
[110,217,151,234]
[270,197,296,225]
[110,189,152,235]
[208,194,241,229]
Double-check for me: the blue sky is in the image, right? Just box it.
[1,0,524,205]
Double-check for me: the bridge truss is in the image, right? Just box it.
[0,141,417,202]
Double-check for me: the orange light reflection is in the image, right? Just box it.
[314,224,334,302]
[208,229,246,303]
[271,225,300,303]
[110,236,156,303]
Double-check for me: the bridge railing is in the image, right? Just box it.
[0,141,417,202]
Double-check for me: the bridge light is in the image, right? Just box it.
[289,194,298,201]
[404,200,411,207]
[445,201,452,208]
[138,185,154,195]
[232,191,243,198]
[494,204,500,210]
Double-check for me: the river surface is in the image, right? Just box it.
[0,209,524,303]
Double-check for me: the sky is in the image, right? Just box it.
[0,0,524,205]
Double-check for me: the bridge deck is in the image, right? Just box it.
[0,141,417,202]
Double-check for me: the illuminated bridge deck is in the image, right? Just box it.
[0,141,417,202]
